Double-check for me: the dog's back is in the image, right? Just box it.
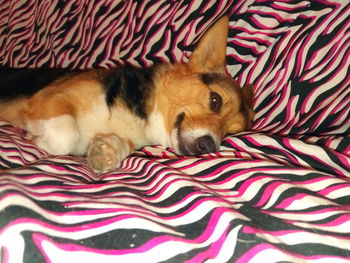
[0,68,77,125]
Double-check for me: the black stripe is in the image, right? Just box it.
[102,65,156,120]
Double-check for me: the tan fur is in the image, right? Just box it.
[0,70,106,125]
[0,99,28,127]
[24,70,106,119]
[0,16,254,178]
[153,63,244,137]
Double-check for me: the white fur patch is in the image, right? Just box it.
[145,111,171,147]
[75,95,150,153]
[26,115,80,155]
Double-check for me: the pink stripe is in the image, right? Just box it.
[233,35,272,46]
[330,97,350,115]
[0,189,80,202]
[305,18,350,73]
[227,53,254,64]
[185,225,229,262]
[230,39,261,55]
[309,56,350,99]
[283,138,344,175]
[270,2,310,12]
[312,214,350,227]
[318,184,350,196]
[1,247,9,263]
[0,3,10,22]
[0,192,151,218]
[298,176,339,185]
[244,92,282,130]
[244,226,300,236]
[231,25,287,36]
[250,16,275,30]
[178,159,238,178]
[250,136,301,164]
[234,174,267,195]
[236,243,279,263]
[224,139,265,159]
[147,184,208,210]
[139,8,176,65]
[265,206,350,216]
[244,225,350,242]
[324,2,347,33]
[275,193,308,209]
[255,181,288,206]
[2,213,164,236]
[310,46,349,85]
[29,207,235,256]
[237,242,350,262]
[248,9,295,24]
[330,108,350,128]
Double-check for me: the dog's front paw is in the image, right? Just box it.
[87,136,120,174]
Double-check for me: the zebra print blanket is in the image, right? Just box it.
[1,1,349,262]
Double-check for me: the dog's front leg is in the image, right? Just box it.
[87,134,133,176]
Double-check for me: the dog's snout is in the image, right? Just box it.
[195,135,216,154]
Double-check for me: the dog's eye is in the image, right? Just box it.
[210,91,222,113]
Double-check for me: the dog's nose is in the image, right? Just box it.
[195,135,216,154]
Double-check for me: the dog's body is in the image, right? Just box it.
[0,16,254,176]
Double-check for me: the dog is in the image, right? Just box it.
[0,16,254,176]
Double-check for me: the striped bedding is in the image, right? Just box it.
[0,0,349,262]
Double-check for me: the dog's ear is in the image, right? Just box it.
[224,84,255,135]
[241,84,255,129]
[241,84,254,113]
[188,16,229,72]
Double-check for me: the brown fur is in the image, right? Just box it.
[154,63,246,137]
[0,16,254,178]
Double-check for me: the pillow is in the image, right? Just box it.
[226,1,350,135]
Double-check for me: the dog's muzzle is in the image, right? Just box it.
[174,112,219,155]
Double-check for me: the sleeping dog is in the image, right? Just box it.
[0,16,254,176]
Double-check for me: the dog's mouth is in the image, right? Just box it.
[173,112,219,155]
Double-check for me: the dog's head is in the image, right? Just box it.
[147,16,254,155]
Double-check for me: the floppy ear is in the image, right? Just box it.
[188,16,229,72]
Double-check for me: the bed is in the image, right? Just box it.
[0,0,349,262]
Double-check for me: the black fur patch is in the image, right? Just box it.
[200,72,227,85]
[0,67,80,100]
[174,112,185,129]
[102,65,156,120]
[0,65,156,120]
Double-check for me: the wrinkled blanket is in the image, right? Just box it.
[1,0,349,262]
